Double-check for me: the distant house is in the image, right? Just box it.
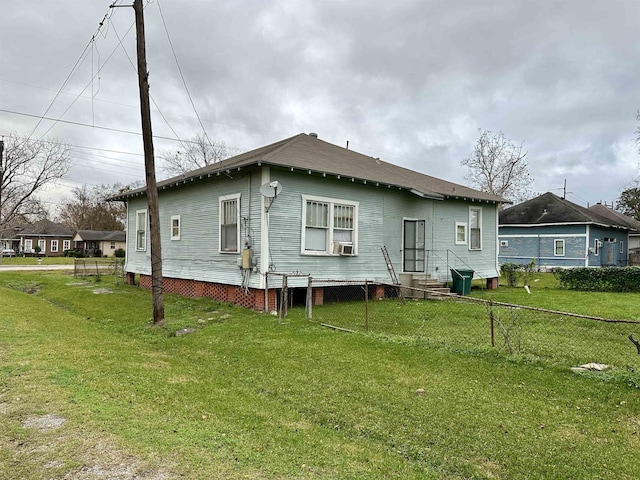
[17,219,73,256]
[73,230,126,257]
[0,224,23,252]
[110,133,507,310]
[499,192,632,268]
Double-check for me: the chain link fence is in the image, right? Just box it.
[284,278,640,374]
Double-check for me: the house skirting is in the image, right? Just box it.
[132,273,280,311]
[126,274,390,311]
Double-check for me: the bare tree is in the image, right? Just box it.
[56,184,128,231]
[160,134,236,177]
[0,133,70,227]
[462,129,533,205]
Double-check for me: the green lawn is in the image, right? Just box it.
[1,272,639,479]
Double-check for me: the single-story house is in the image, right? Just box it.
[588,203,640,266]
[499,192,632,268]
[73,230,126,257]
[15,219,74,256]
[0,224,23,252]
[110,133,507,310]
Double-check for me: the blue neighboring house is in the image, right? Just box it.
[499,192,633,268]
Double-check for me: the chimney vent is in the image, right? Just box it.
[309,132,318,138]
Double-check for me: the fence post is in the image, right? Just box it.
[279,274,288,320]
[306,276,313,319]
[489,300,495,347]
[365,280,369,332]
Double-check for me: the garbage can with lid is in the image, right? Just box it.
[450,269,474,295]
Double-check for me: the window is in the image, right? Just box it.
[593,239,600,256]
[110,242,116,249]
[554,239,565,256]
[171,215,181,241]
[38,239,46,253]
[301,195,358,254]
[136,209,147,251]
[455,222,467,245]
[51,240,58,253]
[469,207,482,250]
[620,241,624,254]
[63,240,71,251]
[219,194,240,252]
[24,239,32,252]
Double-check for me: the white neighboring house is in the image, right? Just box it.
[73,230,126,257]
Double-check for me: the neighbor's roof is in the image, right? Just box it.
[500,192,632,230]
[588,204,640,232]
[73,230,126,242]
[17,219,73,237]
[110,133,507,204]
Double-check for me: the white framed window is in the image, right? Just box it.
[301,195,358,255]
[24,239,33,252]
[171,215,181,241]
[469,207,482,250]
[500,240,508,247]
[63,240,71,251]
[554,239,565,256]
[455,222,467,245]
[593,239,600,256]
[51,240,58,253]
[38,239,46,253]
[136,209,147,251]
[110,242,116,249]
[219,194,240,253]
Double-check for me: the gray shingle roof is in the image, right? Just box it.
[17,219,73,237]
[110,133,507,204]
[74,230,126,242]
[500,192,632,230]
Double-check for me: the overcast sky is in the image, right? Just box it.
[2,0,640,215]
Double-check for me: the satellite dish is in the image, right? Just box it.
[260,181,282,212]
[260,181,282,198]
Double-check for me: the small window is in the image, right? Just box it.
[38,239,46,253]
[469,207,482,250]
[620,241,624,254]
[219,194,240,252]
[594,239,600,256]
[136,209,147,251]
[51,240,59,253]
[554,239,565,256]
[24,239,33,252]
[171,215,181,241]
[500,240,508,247]
[301,195,359,255]
[110,242,116,249]
[63,240,71,251]
[455,222,467,245]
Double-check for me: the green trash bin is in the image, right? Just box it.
[450,269,474,295]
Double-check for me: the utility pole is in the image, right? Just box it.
[133,0,164,325]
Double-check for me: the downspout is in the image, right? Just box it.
[585,225,590,267]
[260,166,270,291]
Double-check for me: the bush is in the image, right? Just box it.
[500,263,521,287]
[64,250,85,258]
[114,248,125,258]
[553,267,640,292]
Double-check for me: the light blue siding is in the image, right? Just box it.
[125,166,501,288]
[499,224,629,268]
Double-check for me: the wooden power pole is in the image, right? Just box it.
[133,0,164,325]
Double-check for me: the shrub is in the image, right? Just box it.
[500,263,521,287]
[553,267,640,292]
[114,248,126,258]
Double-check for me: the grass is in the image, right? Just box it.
[0,256,75,266]
[1,271,639,478]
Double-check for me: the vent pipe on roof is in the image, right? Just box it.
[309,132,318,138]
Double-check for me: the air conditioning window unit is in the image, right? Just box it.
[339,243,355,256]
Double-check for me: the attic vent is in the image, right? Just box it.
[309,132,318,138]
